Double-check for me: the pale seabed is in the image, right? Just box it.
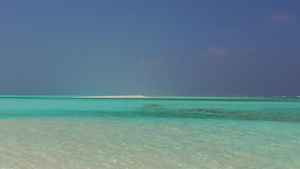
[0,96,300,168]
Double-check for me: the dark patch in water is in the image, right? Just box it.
[142,104,166,109]
[138,104,300,122]
[177,108,300,122]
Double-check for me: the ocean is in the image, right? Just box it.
[0,96,300,168]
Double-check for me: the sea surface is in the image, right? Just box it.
[0,96,300,168]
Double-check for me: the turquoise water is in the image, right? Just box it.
[0,96,300,168]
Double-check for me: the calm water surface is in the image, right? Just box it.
[0,96,300,168]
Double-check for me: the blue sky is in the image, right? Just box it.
[0,0,299,96]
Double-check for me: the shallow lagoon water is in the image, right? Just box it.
[0,96,300,168]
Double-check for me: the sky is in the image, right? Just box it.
[0,0,300,96]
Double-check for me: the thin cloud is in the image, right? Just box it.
[271,11,295,23]
[151,59,162,66]
[199,45,257,58]
[208,46,226,56]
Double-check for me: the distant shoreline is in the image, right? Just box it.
[0,95,299,99]
[76,95,147,98]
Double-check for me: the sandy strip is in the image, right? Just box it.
[76,95,147,98]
